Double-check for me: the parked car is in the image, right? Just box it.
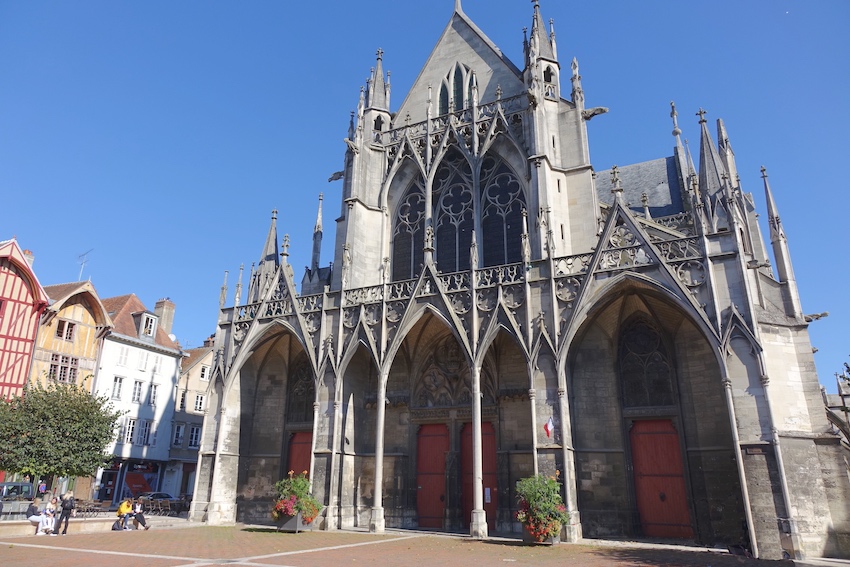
[0,482,34,501]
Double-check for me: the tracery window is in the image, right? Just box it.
[480,155,526,267]
[392,178,426,281]
[287,358,315,423]
[438,63,476,115]
[618,318,675,407]
[433,149,473,273]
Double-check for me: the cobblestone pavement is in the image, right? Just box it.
[0,524,802,567]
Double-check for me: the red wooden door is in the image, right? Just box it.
[461,422,497,530]
[417,424,449,528]
[287,432,313,477]
[630,419,693,539]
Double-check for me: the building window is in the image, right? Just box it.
[391,178,426,281]
[124,418,136,444]
[132,381,143,403]
[138,420,151,446]
[179,391,186,411]
[480,154,526,267]
[434,148,474,273]
[142,315,156,337]
[138,351,148,371]
[173,424,185,447]
[199,366,210,381]
[148,384,158,407]
[55,320,75,341]
[152,355,162,374]
[188,426,201,448]
[194,394,205,413]
[117,346,129,366]
[111,376,124,400]
[49,354,79,383]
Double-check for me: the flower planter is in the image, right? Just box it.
[521,527,560,545]
[275,511,312,533]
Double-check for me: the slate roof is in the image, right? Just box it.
[101,293,179,351]
[182,346,213,373]
[596,157,685,218]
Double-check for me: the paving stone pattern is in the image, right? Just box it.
[0,524,795,567]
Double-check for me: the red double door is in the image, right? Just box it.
[416,423,497,530]
[629,419,693,539]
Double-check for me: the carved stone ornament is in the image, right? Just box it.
[555,277,581,303]
[476,288,498,312]
[675,260,706,288]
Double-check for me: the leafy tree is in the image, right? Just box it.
[0,381,122,479]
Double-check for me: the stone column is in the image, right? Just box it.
[327,399,341,530]
[557,386,582,542]
[370,370,388,533]
[469,364,488,538]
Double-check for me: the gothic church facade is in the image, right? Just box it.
[190,2,849,560]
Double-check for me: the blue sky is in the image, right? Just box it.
[2,1,848,389]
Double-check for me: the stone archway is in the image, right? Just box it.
[568,290,745,546]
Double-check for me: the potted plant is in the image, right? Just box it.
[271,470,321,533]
[515,472,569,544]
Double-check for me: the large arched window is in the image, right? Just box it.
[437,63,475,115]
[287,356,315,423]
[434,149,474,273]
[618,318,675,408]
[392,178,426,281]
[480,155,526,266]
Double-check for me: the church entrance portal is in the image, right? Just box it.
[629,419,693,539]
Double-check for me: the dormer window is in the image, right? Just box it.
[142,314,156,337]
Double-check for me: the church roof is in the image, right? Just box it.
[595,157,685,218]
[393,5,525,125]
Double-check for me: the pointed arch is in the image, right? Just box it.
[391,170,427,282]
[433,147,474,273]
[479,151,527,267]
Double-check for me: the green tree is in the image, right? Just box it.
[0,381,122,479]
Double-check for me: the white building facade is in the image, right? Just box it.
[93,295,182,505]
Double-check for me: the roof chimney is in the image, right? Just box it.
[154,298,175,335]
[203,334,215,348]
[22,249,34,266]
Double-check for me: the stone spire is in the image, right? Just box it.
[762,167,802,318]
[219,270,228,309]
[697,109,727,198]
[528,0,556,63]
[248,210,280,303]
[717,118,739,188]
[366,48,390,112]
[234,263,244,307]
[311,193,324,273]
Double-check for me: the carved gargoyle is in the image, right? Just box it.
[343,138,360,154]
[581,107,609,120]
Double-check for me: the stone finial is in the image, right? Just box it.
[696,108,707,124]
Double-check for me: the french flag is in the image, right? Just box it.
[544,416,555,438]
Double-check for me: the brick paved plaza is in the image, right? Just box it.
[0,523,801,567]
